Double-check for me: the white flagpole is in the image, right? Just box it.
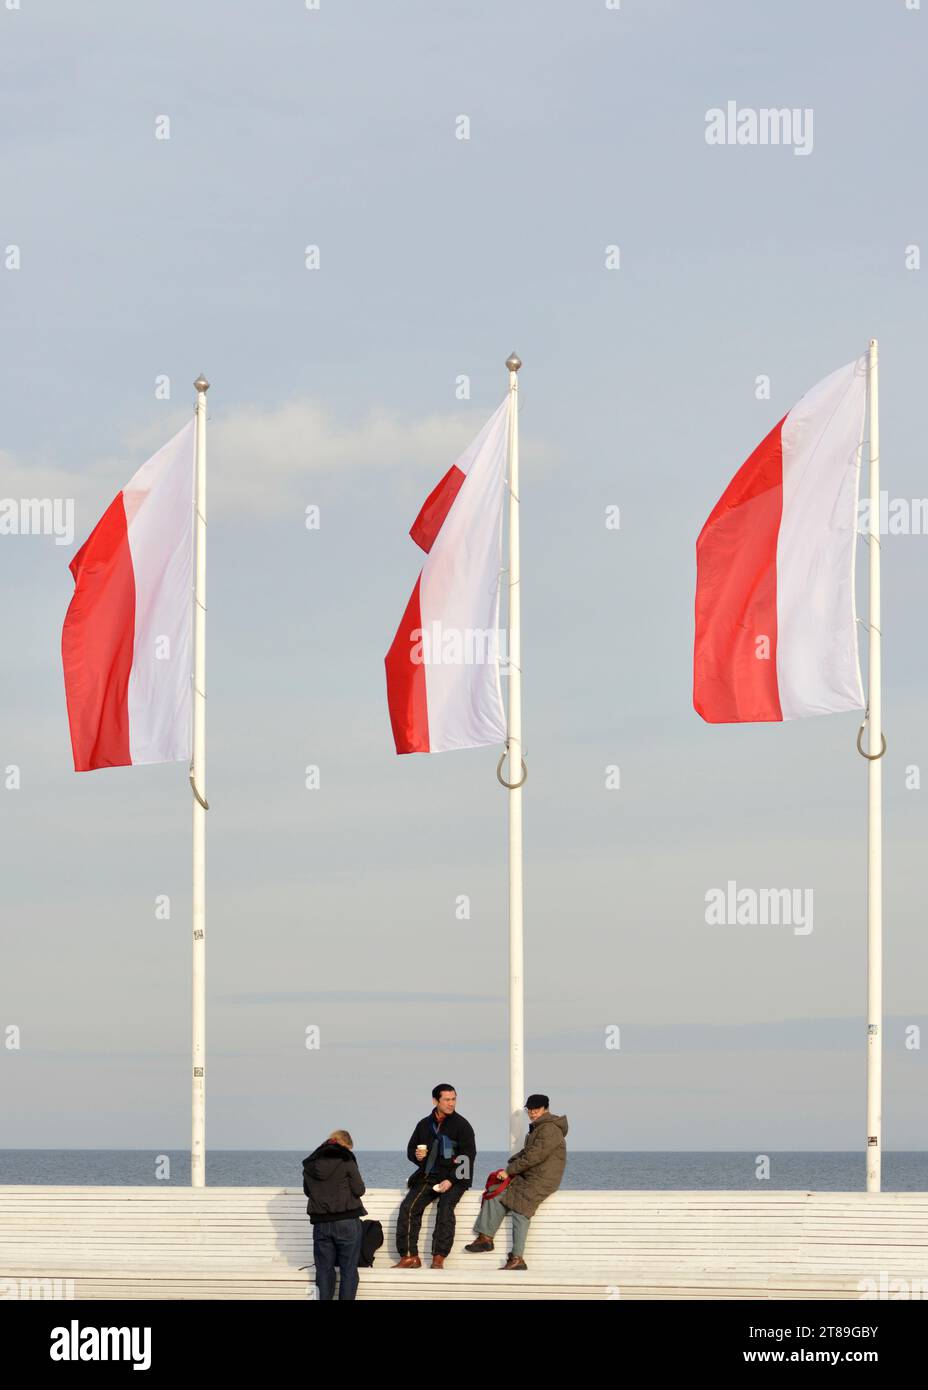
[191,374,209,1188]
[865,340,883,1193]
[504,352,525,1152]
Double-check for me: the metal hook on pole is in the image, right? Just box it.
[497,744,527,789]
[189,769,210,810]
[856,721,886,761]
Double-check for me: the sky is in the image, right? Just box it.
[1,0,926,1160]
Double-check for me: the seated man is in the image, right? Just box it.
[465,1094,568,1269]
[394,1083,476,1269]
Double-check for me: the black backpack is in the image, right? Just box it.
[358,1219,384,1267]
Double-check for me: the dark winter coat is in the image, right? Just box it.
[500,1112,568,1218]
[406,1110,477,1190]
[302,1142,367,1225]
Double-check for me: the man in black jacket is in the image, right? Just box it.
[393,1084,476,1269]
[302,1129,367,1300]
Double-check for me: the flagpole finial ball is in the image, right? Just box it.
[194,375,210,393]
[505,353,522,373]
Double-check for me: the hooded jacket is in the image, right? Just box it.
[500,1112,568,1218]
[302,1142,367,1225]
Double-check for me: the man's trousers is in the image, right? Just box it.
[396,1178,466,1257]
[473,1194,530,1256]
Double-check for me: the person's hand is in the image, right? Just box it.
[496,1170,508,1181]
[436,1179,452,1193]
[415,1145,428,1161]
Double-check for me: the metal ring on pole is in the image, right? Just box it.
[189,771,210,810]
[496,748,528,789]
[856,724,886,761]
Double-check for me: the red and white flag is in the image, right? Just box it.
[694,357,867,723]
[62,421,195,770]
[385,399,509,753]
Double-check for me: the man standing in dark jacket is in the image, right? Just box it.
[393,1084,476,1269]
[302,1129,367,1300]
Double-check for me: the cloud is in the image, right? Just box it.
[215,989,504,1005]
[208,400,490,517]
[527,1016,927,1054]
[3,396,553,527]
[0,448,109,521]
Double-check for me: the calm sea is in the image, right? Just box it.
[1,1151,926,1190]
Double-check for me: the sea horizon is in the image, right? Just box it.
[3,1149,926,1192]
